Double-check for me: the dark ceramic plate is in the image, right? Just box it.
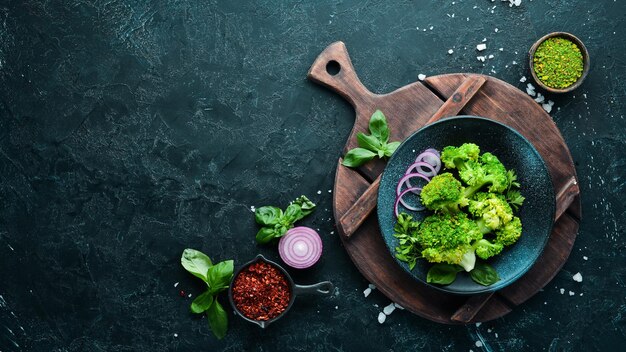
[377,116,555,295]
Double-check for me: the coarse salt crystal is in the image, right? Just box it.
[487,328,492,333]
[583,256,588,260]
[394,303,405,310]
[542,103,552,113]
[418,74,427,81]
[368,284,376,290]
[335,306,338,310]
[482,37,487,42]
[488,54,494,59]
[378,312,386,324]
[476,322,482,327]
[569,291,575,296]
[495,333,499,338]
[250,206,256,212]
[520,76,527,82]
[448,49,454,54]
[429,26,434,30]
[495,28,499,32]
[526,83,536,97]
[174,282,179,288]
[174,333,178,338]
[383,303,396,315]
[188,293,192,298]
[499,47,504,51]
[373,304,379,308]
[573,272,583,282]
[560,288,565,294]
[477,56,486,62]
[476,341,483,348]
[534,93,545,103]
[317,190,321,194]
[476,43,487,51]
[363,287,372,297]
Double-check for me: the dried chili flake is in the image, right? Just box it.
[232,261,291,320]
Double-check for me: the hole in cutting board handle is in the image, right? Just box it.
[326,60,341,76]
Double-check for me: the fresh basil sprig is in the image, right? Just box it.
[342,110,401,167]
[426,261,500,286]
[181,249,234,340]
[255,195,316,244]
[470,261,500,286]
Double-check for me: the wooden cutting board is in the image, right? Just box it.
[307,41,581,324]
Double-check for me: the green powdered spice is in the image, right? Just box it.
[533,37,584,89]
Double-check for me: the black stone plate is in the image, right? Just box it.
[377,116,555,295]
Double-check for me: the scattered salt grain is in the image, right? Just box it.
[488,54,494,59]
[335,306,338,310]
[476,43,487,51]
[569,291,575,296]
[534,93,545,103]
[383,303,396,315]
[188,293,192,298]
[363,287,372,297]
[526,83,536,97]
[583,256,588,260]
[520,76,527,82]
[560,288,565,294]
[429,26,434,30]
[512,60,518,65]
[482,37,487,42]
[369,284,376,290]
[475,341,483,348]
[378,312,386,324]
[542,100,555,113]
[448,49,454,54]
[250,206,256,212]
[476,322,482,327]
[499,47,504,51]
[418,74,427,81]
[477,56,486,62]
[583,93,587,99]
[495,333,499,338]
[573,272,583,282]
[487,328,492,333]
[580,293,584,296]
[317,190,321,194]
[174,282,179,288]
[174,333,178,338]
[394,303,405,310]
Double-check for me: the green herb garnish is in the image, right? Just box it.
[181,249,233,339]
[533,37,584,89]
[255,195,316,244]
[342,110,400,167]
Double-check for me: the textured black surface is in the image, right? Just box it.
[0,1,624,351]
[377,117,555,294]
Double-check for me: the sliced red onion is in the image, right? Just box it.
[415,151,441,174]
[396,172,430,196]
[278,227,322,269]
[424,148,440,158]
[394,187,424,217]
[405,160,437,178]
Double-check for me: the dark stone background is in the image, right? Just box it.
[0,1,624,351]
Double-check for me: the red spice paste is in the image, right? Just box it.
[232,261,291,320]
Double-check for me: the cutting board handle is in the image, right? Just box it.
[307,41,373,108]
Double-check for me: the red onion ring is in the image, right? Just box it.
[394,187,424,217]
[424,148,440,158]
[414,151,441,174]
[278,227,323,269]
[405,161,437,178]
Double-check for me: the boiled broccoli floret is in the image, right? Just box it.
[420,173,469,214]
[417,212,482,271]
[468,192,514,230]
[473,239,504,260]
[474,152,510,193]
[496,216,522,246]
[440,143,484,186]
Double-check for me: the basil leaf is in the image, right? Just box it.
[342,148,376,167]
[255,206,283,226]
[377,149,385,158]
[291,195,316,218]
[283,204,303,223]
[207,260,234,293]
[181,249,213,282]
[384,141,400,157]
[369,110,390,143]
[470,262,500,286]
[207,299,228,340]
[190,290,214,314]
[357,132,382,152]
[255,227,277,244]
[427,263,464,285]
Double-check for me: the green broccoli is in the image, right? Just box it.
[441,143,484,186]
[468,192,514,231]
[473,239,504,260]
[416,212,482,271]
[419,173,469,214]
[496,216,522,246]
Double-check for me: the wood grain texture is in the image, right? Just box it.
[309,44,581,324]
[308,41,443,181]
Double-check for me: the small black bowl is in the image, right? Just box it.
[228,254,334,328]
[377,116,555,295]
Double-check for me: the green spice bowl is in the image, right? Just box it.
[529,32,590,93]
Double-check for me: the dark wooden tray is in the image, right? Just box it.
[307,42,581,324]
